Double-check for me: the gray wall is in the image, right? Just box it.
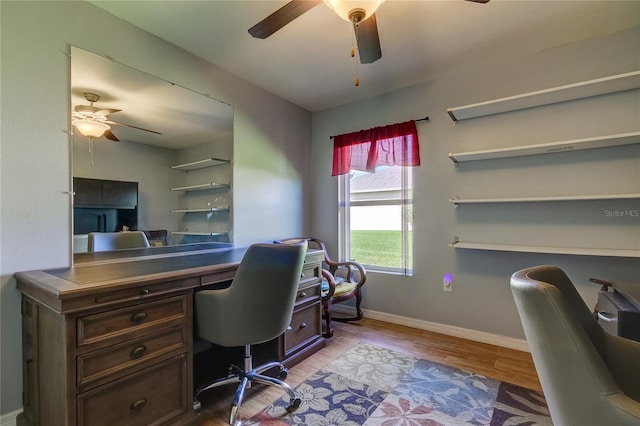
[73,136,181,234]
[0,1,311,415]
[311,26,639,340]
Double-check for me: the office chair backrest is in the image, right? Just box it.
[88,231,150,252]
[195,243,307,347]
[511,265,640,425]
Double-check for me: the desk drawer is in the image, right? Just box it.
[284,302,321,355]
[300,265,320,286]
[77,325,188,389]
[77,355,187,426]
[295,283,321,308]
[77,295,188,347]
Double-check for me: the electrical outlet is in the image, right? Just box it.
[443,274,453,292]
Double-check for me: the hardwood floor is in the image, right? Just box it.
[195,318,541,425]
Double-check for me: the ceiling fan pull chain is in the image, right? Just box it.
[353,24,360,86]
[88,137,94,166]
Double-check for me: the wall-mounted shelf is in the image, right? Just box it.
[170,182,229,192]
[447,70,640,122]
[449,241,640,258]
[171,158,229,171]
[170,207,229,213]
[448,132,640,163]
[448,193,640,206]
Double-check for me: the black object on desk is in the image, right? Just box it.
[597,284,640,342]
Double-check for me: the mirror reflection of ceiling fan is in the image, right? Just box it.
[72,92,161,141]
[248,0,490,66]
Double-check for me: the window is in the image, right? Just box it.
[338,165,413,275]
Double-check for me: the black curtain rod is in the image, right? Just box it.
[329,116,429,139]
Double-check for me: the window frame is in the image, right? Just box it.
[338,165,413,276]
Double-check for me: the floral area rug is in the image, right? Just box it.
[245,342,552,425]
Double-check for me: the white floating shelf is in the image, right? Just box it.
[171,158,229,171]
[448,193,640,205]
[449,132,640,163]
[171,231,228,236]
[170,206,229,213]
[170,182,229,192]
[449,241,640,258]
[447,70,640,122]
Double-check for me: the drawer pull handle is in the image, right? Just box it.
[299,292,307,298]
[130,398,147,410]
[131,312,147,323]
[141,288,150,295]
[300,322,307,329]
[286,325,292,331]
[598,312,615,322]
[130,345,147,359]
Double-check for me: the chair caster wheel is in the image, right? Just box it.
[278,368,288,379]
[286,397,302,412]
[193,400,202,411]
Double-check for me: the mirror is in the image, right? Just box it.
[71,46,234,254]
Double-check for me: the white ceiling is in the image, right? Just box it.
[90,0,640,113]
[71,46,234,149]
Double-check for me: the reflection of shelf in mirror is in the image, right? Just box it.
[449,132,640,163]
[447,70,640,122]
[171,158,230,171]
[448,193,640,205]
[170,207,229,213]
[171,231,228,236]
[448,241,640,258]
[170,182,229,192]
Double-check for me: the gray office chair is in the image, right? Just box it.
[511,265,640,425]
[193,243,307,425]
[87,231,150,252]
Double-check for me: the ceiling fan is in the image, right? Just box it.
[72,92,161,141]
[248,0,490,65]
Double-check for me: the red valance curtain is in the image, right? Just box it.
[332,120,420,176]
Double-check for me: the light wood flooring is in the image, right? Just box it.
[195,318,541,425]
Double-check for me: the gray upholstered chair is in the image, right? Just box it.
[511,265,640,426]
[193,243,307,425]
[87,231,150,252]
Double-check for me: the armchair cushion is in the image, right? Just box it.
[321,276,344,293]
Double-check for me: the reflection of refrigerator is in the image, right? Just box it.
[72,177,138,235]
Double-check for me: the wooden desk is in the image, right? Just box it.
[15,243,325,426]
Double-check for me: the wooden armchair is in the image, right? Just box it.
[278,237,366,338]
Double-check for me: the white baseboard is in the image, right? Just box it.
[0,409,20,426]
[332,305,530,352]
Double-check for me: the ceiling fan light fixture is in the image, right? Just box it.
[73,119,110,138]
[323,0,384,23]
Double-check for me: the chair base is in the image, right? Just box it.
[193,358,301,425]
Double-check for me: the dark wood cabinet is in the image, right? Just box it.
[73,178,139,234]
[73,177,138,209]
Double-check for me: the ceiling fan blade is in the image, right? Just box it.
[104,130,120,141]
[94,108,121,116]
[104,120,162,135]
[248,0,322,39]
[355,13,382,64]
